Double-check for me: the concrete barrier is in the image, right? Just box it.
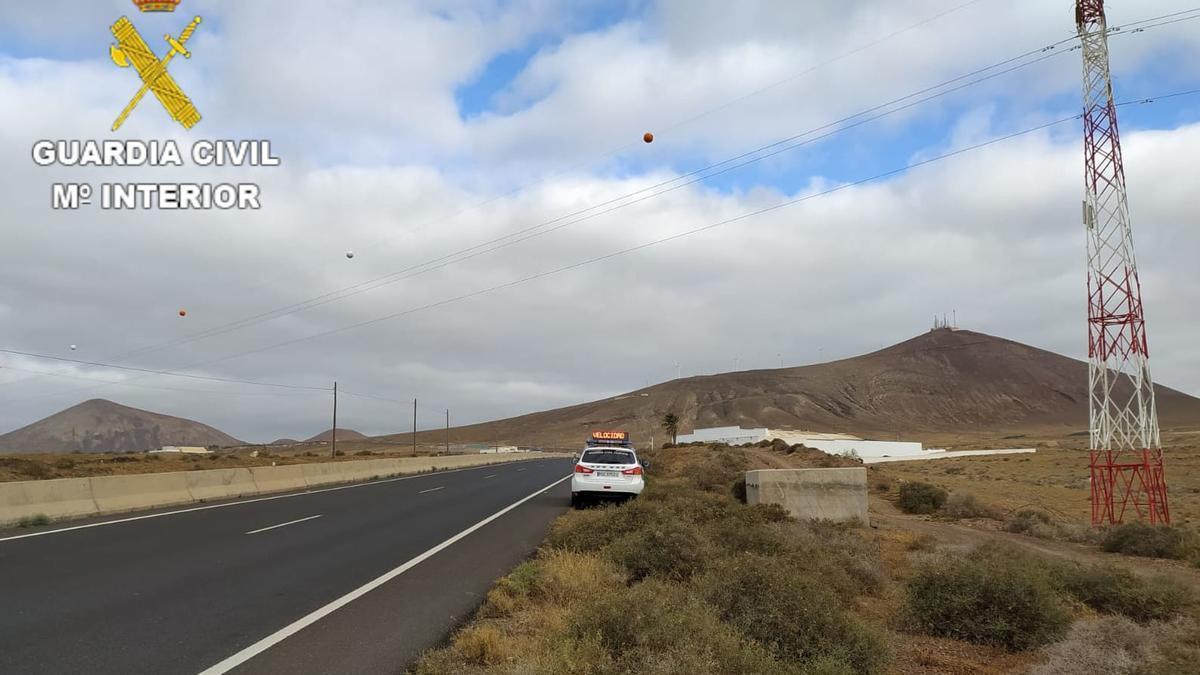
[300,461,353,488]
[745,467,868,524]
[185,468,258,502]
[0,453,570,527]
[0,477,99,523]
[248,464,308,494]
[90,473,193,513]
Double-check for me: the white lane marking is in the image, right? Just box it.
[0,458,565,544]
[245,515,322,535]
[516,468,526,472]
[418,486,444,494]
[483,474,497,479]
[199,473,571,675]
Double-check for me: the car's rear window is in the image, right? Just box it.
[581,449,635,464]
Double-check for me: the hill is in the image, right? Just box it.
[269,438,301,446]
[304,428,368,443]
[0,399,243,454]
[383,329,1200,449]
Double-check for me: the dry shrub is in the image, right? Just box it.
[605,518,711,581]
[566,579,789,674]
[643,483,740,523]
[1031,616,1150,675]
[775,520,886,598]
[1054,563,1191,623]
[905,543,1070,650]
[534,549,624,604]
[897,481,948,514]
[545,500,663,552]
[731,475,748,503]
[1004,509,1058,538]
[453,625,505,667]
[703,515,788,557]
[940,493,1001,520]
[1,458,52,479]
[906,533,939,552]
[1100,523,1200,564]
[694,553,889,673]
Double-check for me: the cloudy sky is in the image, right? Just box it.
[1,0,1197,442]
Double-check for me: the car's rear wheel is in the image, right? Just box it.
[570,493,580,509]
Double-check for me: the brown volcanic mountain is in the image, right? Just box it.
[386,329,1200,449]
[304,428,368,443]
[0,399,243,454]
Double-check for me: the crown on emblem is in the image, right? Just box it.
[132,0,181,12]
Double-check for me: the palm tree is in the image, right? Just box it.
[661,413,679,445]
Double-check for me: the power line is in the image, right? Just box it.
[81,9,1200,361]
[0,363,322,397]
[0,348,331,392]
[150,90,1194,371]
[8,80,1197,408]
[17,28,1084,370]
[352,0,991,255]
[22,0,990,379]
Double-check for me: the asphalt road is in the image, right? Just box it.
[0,457,574,674]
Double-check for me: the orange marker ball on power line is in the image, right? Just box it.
[643,132,654,143]
[179,309,187,317]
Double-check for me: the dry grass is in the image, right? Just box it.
[414,442,1200,675]
[871,429,1200,525]
[0,444,556,483]
[1031,615,1200,675]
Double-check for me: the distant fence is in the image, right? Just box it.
[0,452,568,528]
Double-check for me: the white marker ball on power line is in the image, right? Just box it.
[346,251,355,259]
[70,344,77,351]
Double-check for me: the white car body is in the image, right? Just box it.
[570,446,644,506]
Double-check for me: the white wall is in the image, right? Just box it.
[676,426,768,445]
[675,426,927,460]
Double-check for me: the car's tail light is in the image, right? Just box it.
[575,464,594,474]
[621,466,643,476]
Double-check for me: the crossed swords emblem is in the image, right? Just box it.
[109,15,202,131]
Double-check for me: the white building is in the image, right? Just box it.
[479,446,521,454]
[675,426,926,462]
[674,426,1035,463]
[149,446,211,455]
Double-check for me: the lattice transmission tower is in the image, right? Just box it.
[1076,0,1169,525]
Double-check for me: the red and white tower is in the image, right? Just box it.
[1076,0,1168,525]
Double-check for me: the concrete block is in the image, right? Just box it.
[185,468,258,501]
[745,468,868,524]
[248,465,308,494]
[0,477,99,526]
[90,472,193,513]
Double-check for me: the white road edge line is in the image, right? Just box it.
[0,459,564,544]
[245,514,322,535]
[483,474,497,479]
[199,473,571,675]
[418,486,444,494]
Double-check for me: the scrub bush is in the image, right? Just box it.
[905,544,1070,650]
[897,481,947,514]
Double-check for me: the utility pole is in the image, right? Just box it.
[331,381,338,458]
[445,409,450,455]
[1077,0,1167,525]
[412,398,418,456]
[674,362,680,380]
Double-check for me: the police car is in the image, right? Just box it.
[570,430,645,508]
